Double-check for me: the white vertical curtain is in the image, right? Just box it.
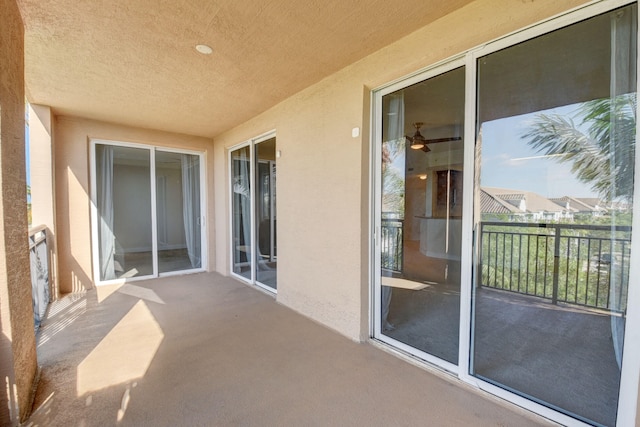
[181,154,202,268]
[386,92,405,144]
[609,7,636,369]
[98,144,116,280]
[382,91,405,330]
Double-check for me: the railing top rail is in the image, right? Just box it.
[29,225,48,249]
[29,235,47,250]
[29,224,48,236]
[480,221,632,232]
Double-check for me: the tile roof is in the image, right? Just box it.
[482,187,571,214]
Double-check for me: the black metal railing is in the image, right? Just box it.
[381,218,403,272]
[479,222,631,312]
[29,225,50,331]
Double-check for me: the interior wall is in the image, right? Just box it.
[54,116,214,293]
[112,164,153,252]
[111,162,186,252]
[156,166,186,249]
[213,0,590,342]
[29,105,55,229]
[0,0,38,423]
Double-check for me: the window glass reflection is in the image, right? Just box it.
[380,67,465,365]
[473,6,636,426]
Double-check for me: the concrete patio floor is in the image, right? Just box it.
[25,272,555,427]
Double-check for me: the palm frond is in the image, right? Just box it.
[521,94,636,202]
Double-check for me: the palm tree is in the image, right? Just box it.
[521,93,636,202]
[382,137,405,216]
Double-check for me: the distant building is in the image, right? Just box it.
[481,187,575,221]
[549,196,607,218]
[608,200,633,212]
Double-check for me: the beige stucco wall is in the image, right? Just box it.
[213,0,591,341]
[29,104,59,299]
[0,0,38,423]
[29,105,55,230]
[54,116,214,293]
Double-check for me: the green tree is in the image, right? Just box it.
[382,138,406,217]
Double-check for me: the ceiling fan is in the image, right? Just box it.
[406,122,461,152]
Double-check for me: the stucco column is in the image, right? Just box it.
[0,0,39,424]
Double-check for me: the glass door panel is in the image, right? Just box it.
[472,6,636,426]
[231,146,252,280]
[379,67,465,365]
[96,144,153,280]
[255,137,277,289]
[155,151,202,273]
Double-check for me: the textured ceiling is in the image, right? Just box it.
[18,0,474,138]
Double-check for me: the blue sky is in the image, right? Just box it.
[480,104,597,199]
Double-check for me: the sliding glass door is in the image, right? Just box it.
[231,145,252,281]
[376,64,465,369]
[230,134,278,291]
[156,151,202,273]
[255,138,277,288]
[92,141,206,283]
[471,6,636,426]
[373,3,639,426]
[95,144,153,280]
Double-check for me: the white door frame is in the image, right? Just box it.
[228,140,255,286]
[371,56,466,376]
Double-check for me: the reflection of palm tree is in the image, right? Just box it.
[382,138,406,215]
[233,176,249,199]
[521,94,636,201]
